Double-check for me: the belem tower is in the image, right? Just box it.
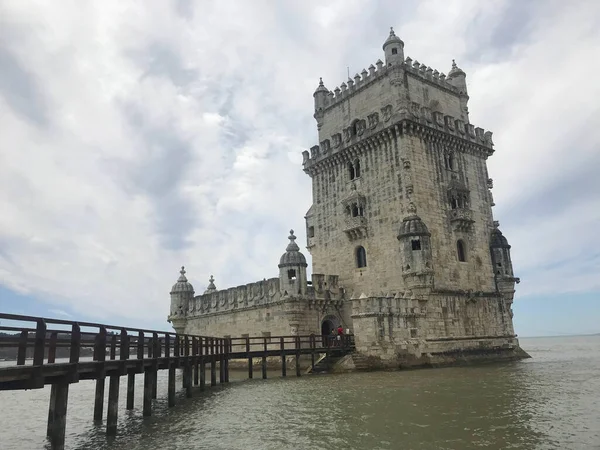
[168,29,529,369]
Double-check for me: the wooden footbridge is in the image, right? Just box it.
[0,313,354,450]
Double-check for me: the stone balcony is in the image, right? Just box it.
[447,208,475,232]
[343,215,367,240]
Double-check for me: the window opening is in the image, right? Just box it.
[288,269,297,280]
[308,226,315,238]
[391,48,398,55]
[356,246,367,268]
[457,240,466,262]
[354,159,361,178]
[349,162,356,180]
[352,205,359,217]
[411,240,421,251]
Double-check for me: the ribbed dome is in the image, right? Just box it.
[398,215,430,238]
[490,228,511,248]
[382,27,404,49]
[279,230,307,267]
[448,59,466,78]
[170,266,194,294]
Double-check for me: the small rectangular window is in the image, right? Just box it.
[411,240,421,250]
[392,48,397,55]
[308,226,315,238]
[288,269,297,280]
[410,329,418,338]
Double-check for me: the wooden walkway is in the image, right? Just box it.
[0,313,354,450]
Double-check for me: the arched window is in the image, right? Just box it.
[288,269,297,280]
[348,162,356,180]
[457,240,466,262]
[450,196,458,210]
[354,159,361,178]
[351,204,359,217]
[356,246,367,268]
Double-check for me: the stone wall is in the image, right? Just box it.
[350,290,522,367]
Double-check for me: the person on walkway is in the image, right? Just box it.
[330,328,337,347]
[336,325,343,346]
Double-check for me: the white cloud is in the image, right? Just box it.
[0,0,599,327]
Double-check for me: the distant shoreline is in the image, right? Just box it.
[520,333,599,339]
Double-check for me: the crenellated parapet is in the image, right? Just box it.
[317,56,461,115]
[189,277,281,316]
[303,100,495,176]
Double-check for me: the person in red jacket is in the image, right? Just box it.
[337,325,344,345]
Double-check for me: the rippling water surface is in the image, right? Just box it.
[1,335,599,449]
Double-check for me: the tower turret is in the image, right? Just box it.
[382,27,404,66]
[447,59,469,121]
[490,222,520,295]
[278,230,308,296]
[168,266,194,333]
[397,204,434,290]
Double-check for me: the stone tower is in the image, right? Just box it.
[302,27,513,303]
[278,230,308,296]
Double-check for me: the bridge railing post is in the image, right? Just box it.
[310,334,316,371]
[33,319,46,367]
[199,337,206,390]
[246,337,252,379]
[17,330,28,365]
[93,327,107,421]
[261,337,267,379]
[48,331,58,364]
[295,335,301,377]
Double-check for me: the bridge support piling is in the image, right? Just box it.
[106,375,120,436]
[93,378,105,421]
[143,369,153,417]
[310,335,316,371]
[200,356,206,390]
[210,339,217,386]
[224,339,230,383]
[280,337,287,377]
[168,363,176,407]
[295,336,301,377]
[47,384,57,437]
[219,339,225,384]
[126,372,135,410]
[49,379,69,450]
[246,337,252,379]
[261,337,267,379]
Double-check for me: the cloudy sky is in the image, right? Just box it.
[0,0,599,337]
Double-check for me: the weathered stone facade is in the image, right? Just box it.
[167,28,528,368]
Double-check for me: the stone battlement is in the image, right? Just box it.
[319,56,461,113]
[189,277,281,316]
[303,102,494,171]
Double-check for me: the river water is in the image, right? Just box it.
[0,335,599,450]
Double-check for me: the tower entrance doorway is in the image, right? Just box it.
[321,318,337,347]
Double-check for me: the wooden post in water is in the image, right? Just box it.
[210,338,217,386]
[199,337,206,391]
[185,335,192,398]
[93,327,107,421]
[310,334,316,372]
[152,333,159,399]
[166,333,175,407]
[192,337,199,386]
[49,379,69,450]
[219,339,225,384]
[261,337,268,379]
[46,384,57,438]
[246,337,252,379]
[224,338,230,383]
[280,337,287,377]
[295,335,301,377]
[143,333,153,417]
[106,373,120,436]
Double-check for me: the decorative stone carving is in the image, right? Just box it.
[343,127,352,142]
[382,104,393,122]
[484,131,494,146]
[310,145,319,158]
[356,120,366,136]
[320,139,331,154]
[421,106,432,123]
[455,119,465,134]
[410,102,420,118]
[302,150,310,164]
[332,133,342,148]
[433,111,444,127]
[444,115,455,130]
[487,178,494,189]
[367,112,379,129]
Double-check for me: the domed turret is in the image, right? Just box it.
[382,27,404,66]
[313,77,329,112]
[278,230,308,296]
[447,60,469,120]
[168,266,194,333]
[490,222,518,282]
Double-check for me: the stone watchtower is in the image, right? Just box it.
[168,266,194,334]
[302,27,522,351]
[278,230,308,296]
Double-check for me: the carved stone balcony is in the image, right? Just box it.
[447,208,475,232]
[343,215,367,240]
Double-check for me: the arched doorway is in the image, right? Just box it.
[321,317,337,347]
